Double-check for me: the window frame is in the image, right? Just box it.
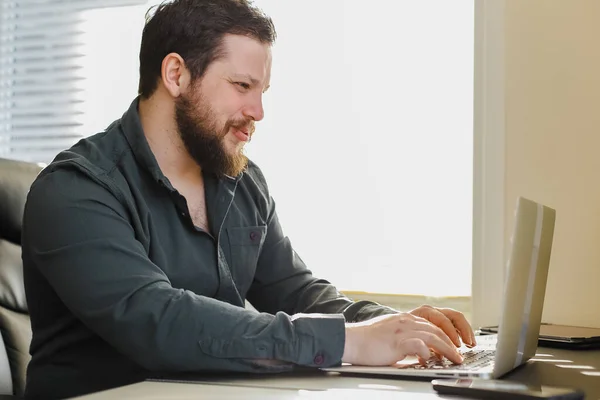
[471,0,506,328]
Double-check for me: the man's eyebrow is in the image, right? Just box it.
[231,73,270,92]
[231,73,260,85]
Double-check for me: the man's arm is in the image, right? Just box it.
[22,167,345,371]
[244,167,475,362]
[244,190,467,365]
[245,168,397,323]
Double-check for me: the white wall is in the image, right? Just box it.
[504,0,600,328]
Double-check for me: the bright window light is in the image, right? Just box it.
[248,0,474,296]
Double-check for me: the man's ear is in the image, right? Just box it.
[160,53,191,98]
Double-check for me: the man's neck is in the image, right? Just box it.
[138,94,201,181]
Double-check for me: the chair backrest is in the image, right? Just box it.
[0,158,43,397]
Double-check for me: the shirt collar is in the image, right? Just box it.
[120,96,171,186]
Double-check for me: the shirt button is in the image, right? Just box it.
[313,354,324,366]
[249,231,258,241]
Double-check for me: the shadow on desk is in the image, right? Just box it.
[506,360,600,399]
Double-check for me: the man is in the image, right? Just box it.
[22,1,475,398]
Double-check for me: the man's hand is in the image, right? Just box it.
[342,313,464,366]
[409,305,476,348]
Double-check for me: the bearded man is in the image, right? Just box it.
[22,1,474,399]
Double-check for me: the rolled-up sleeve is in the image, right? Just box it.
[22,168,345,371]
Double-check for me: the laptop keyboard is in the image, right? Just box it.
[409,348,496,370]
[456,348,495,369]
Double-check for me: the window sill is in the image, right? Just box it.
[341,291,472,323]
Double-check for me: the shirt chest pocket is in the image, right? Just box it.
[226,225,267,292]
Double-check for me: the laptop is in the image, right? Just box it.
[322,196,556,379]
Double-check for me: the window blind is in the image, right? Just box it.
[0,0,147,164]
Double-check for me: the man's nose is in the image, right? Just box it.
[243,94,264,122]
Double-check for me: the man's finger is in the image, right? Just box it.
[407,331,463,365]
[439,308,476,347]
[395,338,431,364]
[415,308,462,347]
[409,319,458,350]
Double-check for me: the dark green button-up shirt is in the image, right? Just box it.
[22,98,396,399]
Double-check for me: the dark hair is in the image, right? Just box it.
[138,0,276,98]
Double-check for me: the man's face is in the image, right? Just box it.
[175,34,272,177]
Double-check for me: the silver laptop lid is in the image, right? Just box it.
[493,197,556,377]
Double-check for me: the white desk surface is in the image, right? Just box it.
[71,377,456,400]
[72,346,600,399]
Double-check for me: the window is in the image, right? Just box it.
[1,0,474,298]
[0,0,147,163]
[248,0,474,297]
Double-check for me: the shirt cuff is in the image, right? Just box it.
[286,313,346,368]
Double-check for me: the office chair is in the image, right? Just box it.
[0,157,43,397]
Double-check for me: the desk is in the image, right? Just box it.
[73,346,600,399]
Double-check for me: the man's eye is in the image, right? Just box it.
[235,82,250,90]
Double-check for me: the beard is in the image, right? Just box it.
[174,89,252,178]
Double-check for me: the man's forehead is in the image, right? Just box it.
[217,36,272,85]
[221,34,272,60]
